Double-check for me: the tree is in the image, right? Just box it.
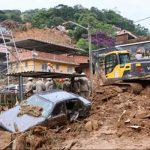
[0,11,7,22]
[80,31,115,50]
[0,5,148,37]
[76,38,97,53]
[21,9,39,23]
[31,9,49,28]
[3,10,22,22]
[90,31,115,48]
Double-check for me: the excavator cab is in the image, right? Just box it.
[100,50,131,79]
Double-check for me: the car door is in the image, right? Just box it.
[65,99,84,120]
[46,102,68,128]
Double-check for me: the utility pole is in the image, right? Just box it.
[88,24,93,93]
[63,21,93,94]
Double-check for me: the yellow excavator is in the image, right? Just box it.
[96,50,150,93]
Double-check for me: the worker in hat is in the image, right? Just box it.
[45,78,54,91]
[63,78,71,92]
[79,72,90,98]
[25,77,34,97]
[72,77,80,95]
[35,78,46,93]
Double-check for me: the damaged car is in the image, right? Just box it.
[0,90,91,133]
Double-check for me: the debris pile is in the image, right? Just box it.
[92,85,150,138]
[14,28,73,46]
[17,105,43,117]
[0,19,20,30]
[1,84,150,149]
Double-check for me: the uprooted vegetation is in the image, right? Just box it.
[1,84,150,149]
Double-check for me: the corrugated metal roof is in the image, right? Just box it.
[6,38,85,54]
[7,71,84,78]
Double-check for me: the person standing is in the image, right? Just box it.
[135,49,142,60]
[25,77,34,97]
[63,78,71,92]
[47,63,53,72]
[35,78,46,93]
[79,73,90,98]
[72,77,80,95]
[45,78,54,91]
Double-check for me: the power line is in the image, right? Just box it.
[134,17,150,23]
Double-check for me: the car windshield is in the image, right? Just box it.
[26,95,53,118]
[119,53,130,65]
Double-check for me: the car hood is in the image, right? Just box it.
[0,106,45,133]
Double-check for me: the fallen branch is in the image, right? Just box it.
[118,110,127,122]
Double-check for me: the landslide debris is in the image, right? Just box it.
[17,105,43,117]
[1,84,150,149]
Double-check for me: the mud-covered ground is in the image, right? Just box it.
[1,84,150,149]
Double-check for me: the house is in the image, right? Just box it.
[0,28,11,78]
[7,28,88,74]
[115,29,138,45]
[0,46,7,77]
[9,49,88,74]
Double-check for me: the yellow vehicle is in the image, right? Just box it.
[97,50,150,92]
[103,50,131,79]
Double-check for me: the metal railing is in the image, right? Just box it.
[9,64,74,74]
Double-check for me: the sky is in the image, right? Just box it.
[0,0,150,29]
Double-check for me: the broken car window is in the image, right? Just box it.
[52,103,65,116]
[27,95,53,118]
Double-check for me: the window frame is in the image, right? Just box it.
[51,102,66,117]
[105,54,118,74]
[41,63,47,72]
[119,53,130,65]
[65,99,83,112]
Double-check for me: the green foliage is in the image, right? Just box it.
[76,38,100,54]
[0,5,149,51]
[3,10,22,22]
[0,11,7,21]
[31,9,50,28]
[0,6,149,37]
[21,9,39,23]
[76,38,89,51]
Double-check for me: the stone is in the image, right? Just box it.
[92,120,99,130]
[85,121,93,132]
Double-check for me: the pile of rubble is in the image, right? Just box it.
[1,84,150,149]
[17,105,43,117]
[0,19,20,30]
[92,85,150,138]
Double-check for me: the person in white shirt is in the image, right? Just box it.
[135,49,142,60]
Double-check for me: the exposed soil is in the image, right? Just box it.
[1,84,150,149]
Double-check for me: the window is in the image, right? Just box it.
[56,64,60,72]
[67,65,73,73]
[105,54,117,74]
[119,54,130,65]
[25,61,28,68]
[52,103,65,116]
[42,64,47,72]
[27,96,53,118]
[66,99,82,112]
